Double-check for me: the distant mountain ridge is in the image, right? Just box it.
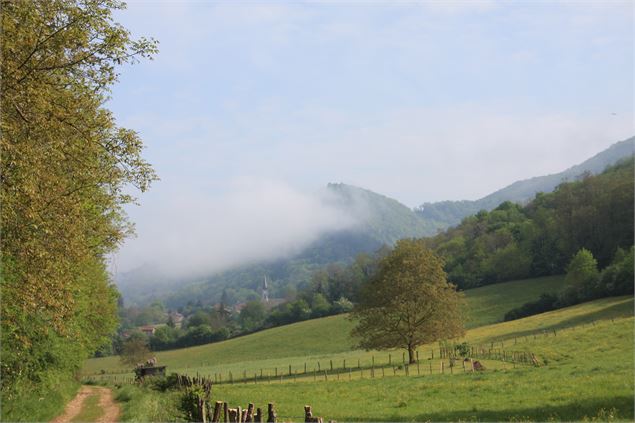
[415,137,634,227]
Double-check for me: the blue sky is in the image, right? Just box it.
[108,1,634,275]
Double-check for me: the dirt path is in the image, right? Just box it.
[51,385,121,423]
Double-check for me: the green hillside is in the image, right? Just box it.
[212,305,633,422]
[104,295,632,422]
[86,275,566,375]
[464,275,565,328]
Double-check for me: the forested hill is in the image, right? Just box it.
[326,183,443,243]
[415,137,634,227]
[423,159,634,290]
[118,183,437,306]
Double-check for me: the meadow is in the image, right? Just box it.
[84,275,567,378]
[106,296,633,422]
[81,275,633,422]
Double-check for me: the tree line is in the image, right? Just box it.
[423,159,634,290]
[1,2,157,420]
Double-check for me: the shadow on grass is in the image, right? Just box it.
[490,298,634,343]
[373,395,634,422]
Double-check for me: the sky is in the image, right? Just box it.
[108,1,634,276]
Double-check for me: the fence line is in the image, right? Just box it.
[84,316,618,384]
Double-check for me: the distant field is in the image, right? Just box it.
[463,275,566,328]
[84,276,566,376]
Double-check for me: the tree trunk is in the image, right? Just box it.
[408,345,416,364]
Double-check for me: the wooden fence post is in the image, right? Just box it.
[212,401,223,422]
[267,404,277,423]
[246,403,254,422]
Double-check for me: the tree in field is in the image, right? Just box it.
[120,333,152,367]
[562,248,599,303]
[1,0,157,405]
[350,239,464,364]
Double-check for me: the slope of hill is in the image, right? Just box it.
[210,303,633,422]
[416,137,634,227]
[85,275,568,374]
[86,294,633,423]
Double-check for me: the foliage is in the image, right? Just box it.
[506,248,634,321]
[424,160,634,290]
[598,247,634,297]
[121,335,152,367]
[504,293,559,321]
[0,373,79,422]
[115,384,184,422]
[351,239,464,363]
[561,248,600,305]
[239,301,267,331]
[180,386,210,422]
[0,0,157,412]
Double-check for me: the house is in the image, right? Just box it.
[139,325,156,336]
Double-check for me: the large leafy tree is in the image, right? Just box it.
[1,0,157,407]
[350,239,464,364]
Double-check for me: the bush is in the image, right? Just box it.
[505,293,559,321]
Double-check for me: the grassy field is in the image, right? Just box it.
[463,275,565,328]
[214,314,634,422]
[84,275,567,377]
[104,296,633,422]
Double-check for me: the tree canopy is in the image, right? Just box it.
[350,239,464,364]
[1,0,157,415]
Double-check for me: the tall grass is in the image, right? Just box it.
[1,373,79,422]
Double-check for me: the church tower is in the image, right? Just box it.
[261,275,269,303]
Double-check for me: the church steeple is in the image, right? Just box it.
[261,275,269,303]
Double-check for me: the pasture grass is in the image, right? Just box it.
[212,315,635,422]
[84,276,567,377]
[114,384,185,422]
[102,296,633,422]
[0,374,79,422]
[463,275,566,328]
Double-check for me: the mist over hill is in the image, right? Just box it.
[117,137,634,307]
[116,182,437,306]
